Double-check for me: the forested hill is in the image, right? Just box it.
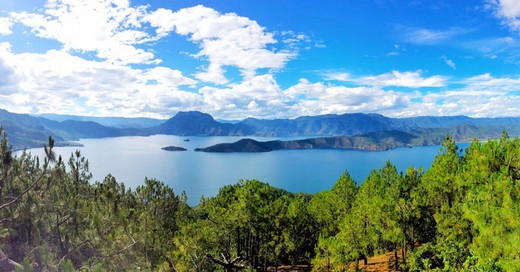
[153,111,520,137]
[0,109,147,150]
[195,124,520,152]
[4,108,520,150]
[3,128,520,270]
[35,113,165,129]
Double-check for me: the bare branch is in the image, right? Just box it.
[205,253,228,267]
[205,253,246,270]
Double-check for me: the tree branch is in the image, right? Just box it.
[57,239,91,266]
[99,238,140,262]
[0,248,22,271]
[205,253,246,269]
[0,162,48,211]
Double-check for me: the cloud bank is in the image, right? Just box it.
[0,0,520,120]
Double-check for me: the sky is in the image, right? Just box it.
[1,0,520,119]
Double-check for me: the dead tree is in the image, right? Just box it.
[206,253,246,272]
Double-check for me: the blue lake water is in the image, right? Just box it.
[17,135,469,205]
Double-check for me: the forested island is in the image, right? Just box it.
[161,146,187,151]
[2,128,520,271]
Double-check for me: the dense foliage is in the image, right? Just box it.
[3,128,520,271]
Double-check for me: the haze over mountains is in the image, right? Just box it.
[2,108,520,150]
[36,113,165,129]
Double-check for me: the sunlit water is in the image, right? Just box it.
[15,135,469,205]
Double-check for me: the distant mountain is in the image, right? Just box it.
[150,111,252,136]
[156,111,477,138]
[4,108,520,151]
[0,109,143,150]
[36,113,165,128]
[237,113,520,137]
[238,113,400,137]
[194,124,520,153]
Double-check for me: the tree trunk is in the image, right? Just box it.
[394,245,399,271]
[402,240,406,265]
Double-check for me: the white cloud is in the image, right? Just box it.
[322,72,351,81]
[321,70,446,88]
[144,5,295,84]
[2,1,316,118]
[3,0,520,120]
[442,55,456,69]
[284,79,409,117]
[10,0,158,64]
[359,70,447,88]
[0,18,13,35]
[314,41,326,48]
[401,27,469,45]
[199,74,285,118]
[194,63,229,85]
[459,73,520,89]
[3,38,520,119]
[0,44,201,117]
[143,67,197,88]
[398,73,520,118]
[401,91,520,118]
[487,0,520,31]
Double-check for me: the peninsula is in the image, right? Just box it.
[194,125,519,152]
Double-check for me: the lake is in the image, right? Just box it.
[16,135,469,205]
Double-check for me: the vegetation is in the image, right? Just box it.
[5,106,520,150]
[195,125,520,152]
[3,127,520,271]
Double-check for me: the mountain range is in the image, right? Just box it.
[2,108,520,150]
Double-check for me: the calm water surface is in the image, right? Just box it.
[17,135,469,205]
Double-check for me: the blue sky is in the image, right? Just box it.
[0,0,519,119]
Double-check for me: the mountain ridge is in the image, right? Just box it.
[4,109,520,150]
[35,113,165,128]
[194,124,520,152]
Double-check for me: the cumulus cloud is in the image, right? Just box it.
[10,0,157,64]
[358,71,447,88]
[284,79,409,117]
[398,73,520,117]
[322,72,351,81]
[3,1,312,117]
[4,0,520,120]
[487,0,520,31]
[199,74,285,118]
[144,5,295,84]
[459,73,520,90]
[0,43,200,117]
[0,18,13,35]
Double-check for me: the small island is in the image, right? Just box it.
[161,146,187,151]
